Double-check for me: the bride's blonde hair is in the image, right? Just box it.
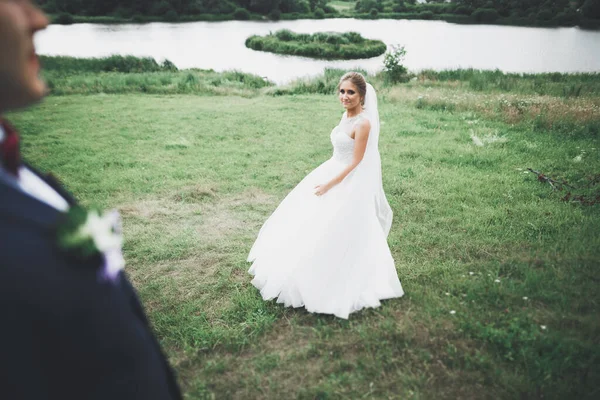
[338,72,367,106]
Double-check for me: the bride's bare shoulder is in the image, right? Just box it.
[356,116,371,132]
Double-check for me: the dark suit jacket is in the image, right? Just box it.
[0,165,182,400]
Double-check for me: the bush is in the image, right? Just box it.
[454,5,472,15]
[370,8,379,18]
[40,1,58,13]
[275,29,295,41]
[343,32,364,44]
[292,0,311,14]
[383,44,408,84]
[393,2,407,13]
[215,1,237,14]
[579,17,600,29]
[113,6,133,19]
[245,36,264,50]
[582,0,600,19]
[161,59,178,72]
[314,7,325,19]
[356,0,383,13]
[440,13,470,24]
[322,5,338,14]
[314,32,348,45]
[269,9,282,21]
[472,8,500,23]
[536,9,553,21]
[54,13,75,25]
[552,11,578,26]
[39,55,174,74]
[165,9,179,21]
[151,0,172,16]
[510,9,526,18]
[419,11,434,20]
[233,8,250,20]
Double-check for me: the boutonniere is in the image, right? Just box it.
[56,206,125,282]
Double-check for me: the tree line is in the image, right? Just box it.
[38,0,600,25]
[37,0,334,19]
[360,0,599,24]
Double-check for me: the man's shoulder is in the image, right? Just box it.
[0,216,107,315]
[0,217,60,267]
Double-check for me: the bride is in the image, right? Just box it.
[247,72,404,319]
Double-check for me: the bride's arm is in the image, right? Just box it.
[314,119,371,196]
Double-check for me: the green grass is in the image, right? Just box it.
[48,12,265,24]
[40,56,273,97]
[40,55,178,74]
[418,69,600,98]
[40,55,600,101]
[329,1,354,12]
[7,70,600,399]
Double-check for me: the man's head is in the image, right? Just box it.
[0,0,48,114]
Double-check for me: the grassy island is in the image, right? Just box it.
[245,30,387,60]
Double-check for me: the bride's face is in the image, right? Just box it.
[339,80,362,111]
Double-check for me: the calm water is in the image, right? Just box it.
[36,19,600,84]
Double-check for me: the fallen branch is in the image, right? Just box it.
[584,174,600,188]
[561,192,600,206]
[526,168,576,191]
[526,169,599,206]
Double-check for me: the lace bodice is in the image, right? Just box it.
[330,112,366,164]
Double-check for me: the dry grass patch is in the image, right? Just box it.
[384,85,600,130]
[171,184,219,203]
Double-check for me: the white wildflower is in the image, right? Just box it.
[450,310,456,315]
[540,325,547,330]
[494,279,501,283]
[523,297,528,300]
[471,134,484,147]
[483,134,508,145]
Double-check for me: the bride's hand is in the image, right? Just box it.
[314,183,331,196]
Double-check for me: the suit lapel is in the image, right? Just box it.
[0,180,64,232]
[23,162,77,206]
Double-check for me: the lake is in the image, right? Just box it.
[36,19,600,84]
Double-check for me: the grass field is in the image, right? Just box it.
[7,67,600,399]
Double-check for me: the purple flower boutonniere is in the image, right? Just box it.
[57,206,125,282]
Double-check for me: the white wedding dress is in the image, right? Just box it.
[247,84,404,319]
